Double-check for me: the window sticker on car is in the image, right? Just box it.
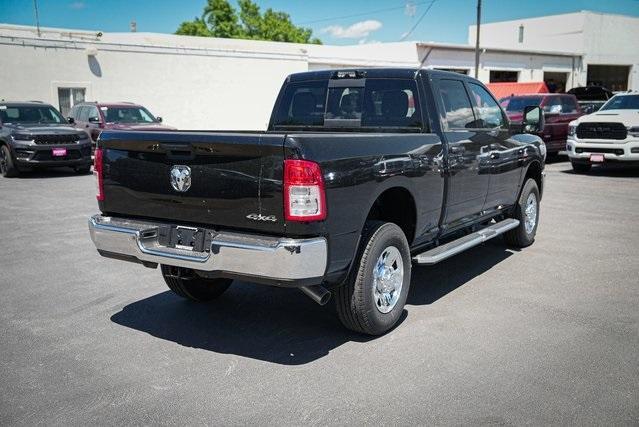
[100,107,108,111]
[0,106,6,110]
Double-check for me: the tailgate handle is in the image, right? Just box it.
[161,143,195,160]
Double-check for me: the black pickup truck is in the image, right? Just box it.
[89,69,546,335]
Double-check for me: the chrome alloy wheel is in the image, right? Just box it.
[372,246,404,314]
[524,192,538,234]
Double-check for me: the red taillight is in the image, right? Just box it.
[94,148,104,201]
[284,159,326,222]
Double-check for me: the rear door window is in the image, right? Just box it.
[437,79,476,129]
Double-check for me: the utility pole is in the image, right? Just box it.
[33,0,41,37]
[474,0,481,78]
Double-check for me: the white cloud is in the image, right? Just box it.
[321,20,382,39]
[358,38,381,45]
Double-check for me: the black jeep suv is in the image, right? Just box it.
[0,102,92,177]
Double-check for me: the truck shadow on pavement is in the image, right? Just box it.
[110,240,514,365]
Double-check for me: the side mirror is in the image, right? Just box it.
[156,116,163,123]
[67,117,75,124]
[88,116,101,123]
[522,105,544,134]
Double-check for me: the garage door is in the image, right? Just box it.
[587,65,630,91]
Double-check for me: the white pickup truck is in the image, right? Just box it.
[566,93,639,173]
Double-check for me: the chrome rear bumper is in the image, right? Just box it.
[88,215,327,283]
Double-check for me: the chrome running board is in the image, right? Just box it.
[412,218,519,265]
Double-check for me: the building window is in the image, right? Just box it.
[434,68,469,75]
[489,70,519,83]
[518,25,524,43]
[58,87,85,117]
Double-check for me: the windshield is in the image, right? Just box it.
[272,78,422,131]
[101,106,156,123]
[500,96,543,113]
[600,95,639,111]
[0,105,66,124]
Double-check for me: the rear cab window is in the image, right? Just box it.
[272,74,424,132]
[560,96,579,113]
[78,106,89,122]
[543,97,562,114]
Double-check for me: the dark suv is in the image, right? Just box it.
[68,102,175,142]
[499,93,583,155]
[0,102,92,177]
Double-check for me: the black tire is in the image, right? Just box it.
[504,179,540,248]
[161,265,232,302]
[74,165,92,174]
[334,221,412,335]
[0,145,19,177]
[571,161,591,174]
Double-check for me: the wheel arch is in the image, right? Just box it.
[364,185,417,244]
[522,160,543,199]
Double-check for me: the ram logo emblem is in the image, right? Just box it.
[170,165,192,192]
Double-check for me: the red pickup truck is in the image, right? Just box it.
[500,94,583,155]
[68,102,175,143]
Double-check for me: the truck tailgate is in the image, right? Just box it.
[98,131,285,234]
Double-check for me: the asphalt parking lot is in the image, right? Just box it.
[1,160,638,425]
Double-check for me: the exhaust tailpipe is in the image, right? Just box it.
[300,285,331,306]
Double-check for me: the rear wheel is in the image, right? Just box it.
[504,179,540,248]
[571,161,591,174]
[161,265,232,301]
[334,221,411,335]
[0,145,19,177]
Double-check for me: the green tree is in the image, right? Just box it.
[176,0,321,44]
[203,0,243,38]
[175,18,211,37]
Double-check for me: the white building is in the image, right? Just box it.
[0,23,579,130]
[470,11,639,91]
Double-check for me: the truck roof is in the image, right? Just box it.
[77,101,144,108]
[287,68,473,82]
[0,101,53,107]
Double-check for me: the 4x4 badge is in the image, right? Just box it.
[246,213,277,222]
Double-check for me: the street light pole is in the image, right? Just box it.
[33,0,41,37]
[474,0,481,78]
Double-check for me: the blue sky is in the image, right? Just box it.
[1,0,639,45]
